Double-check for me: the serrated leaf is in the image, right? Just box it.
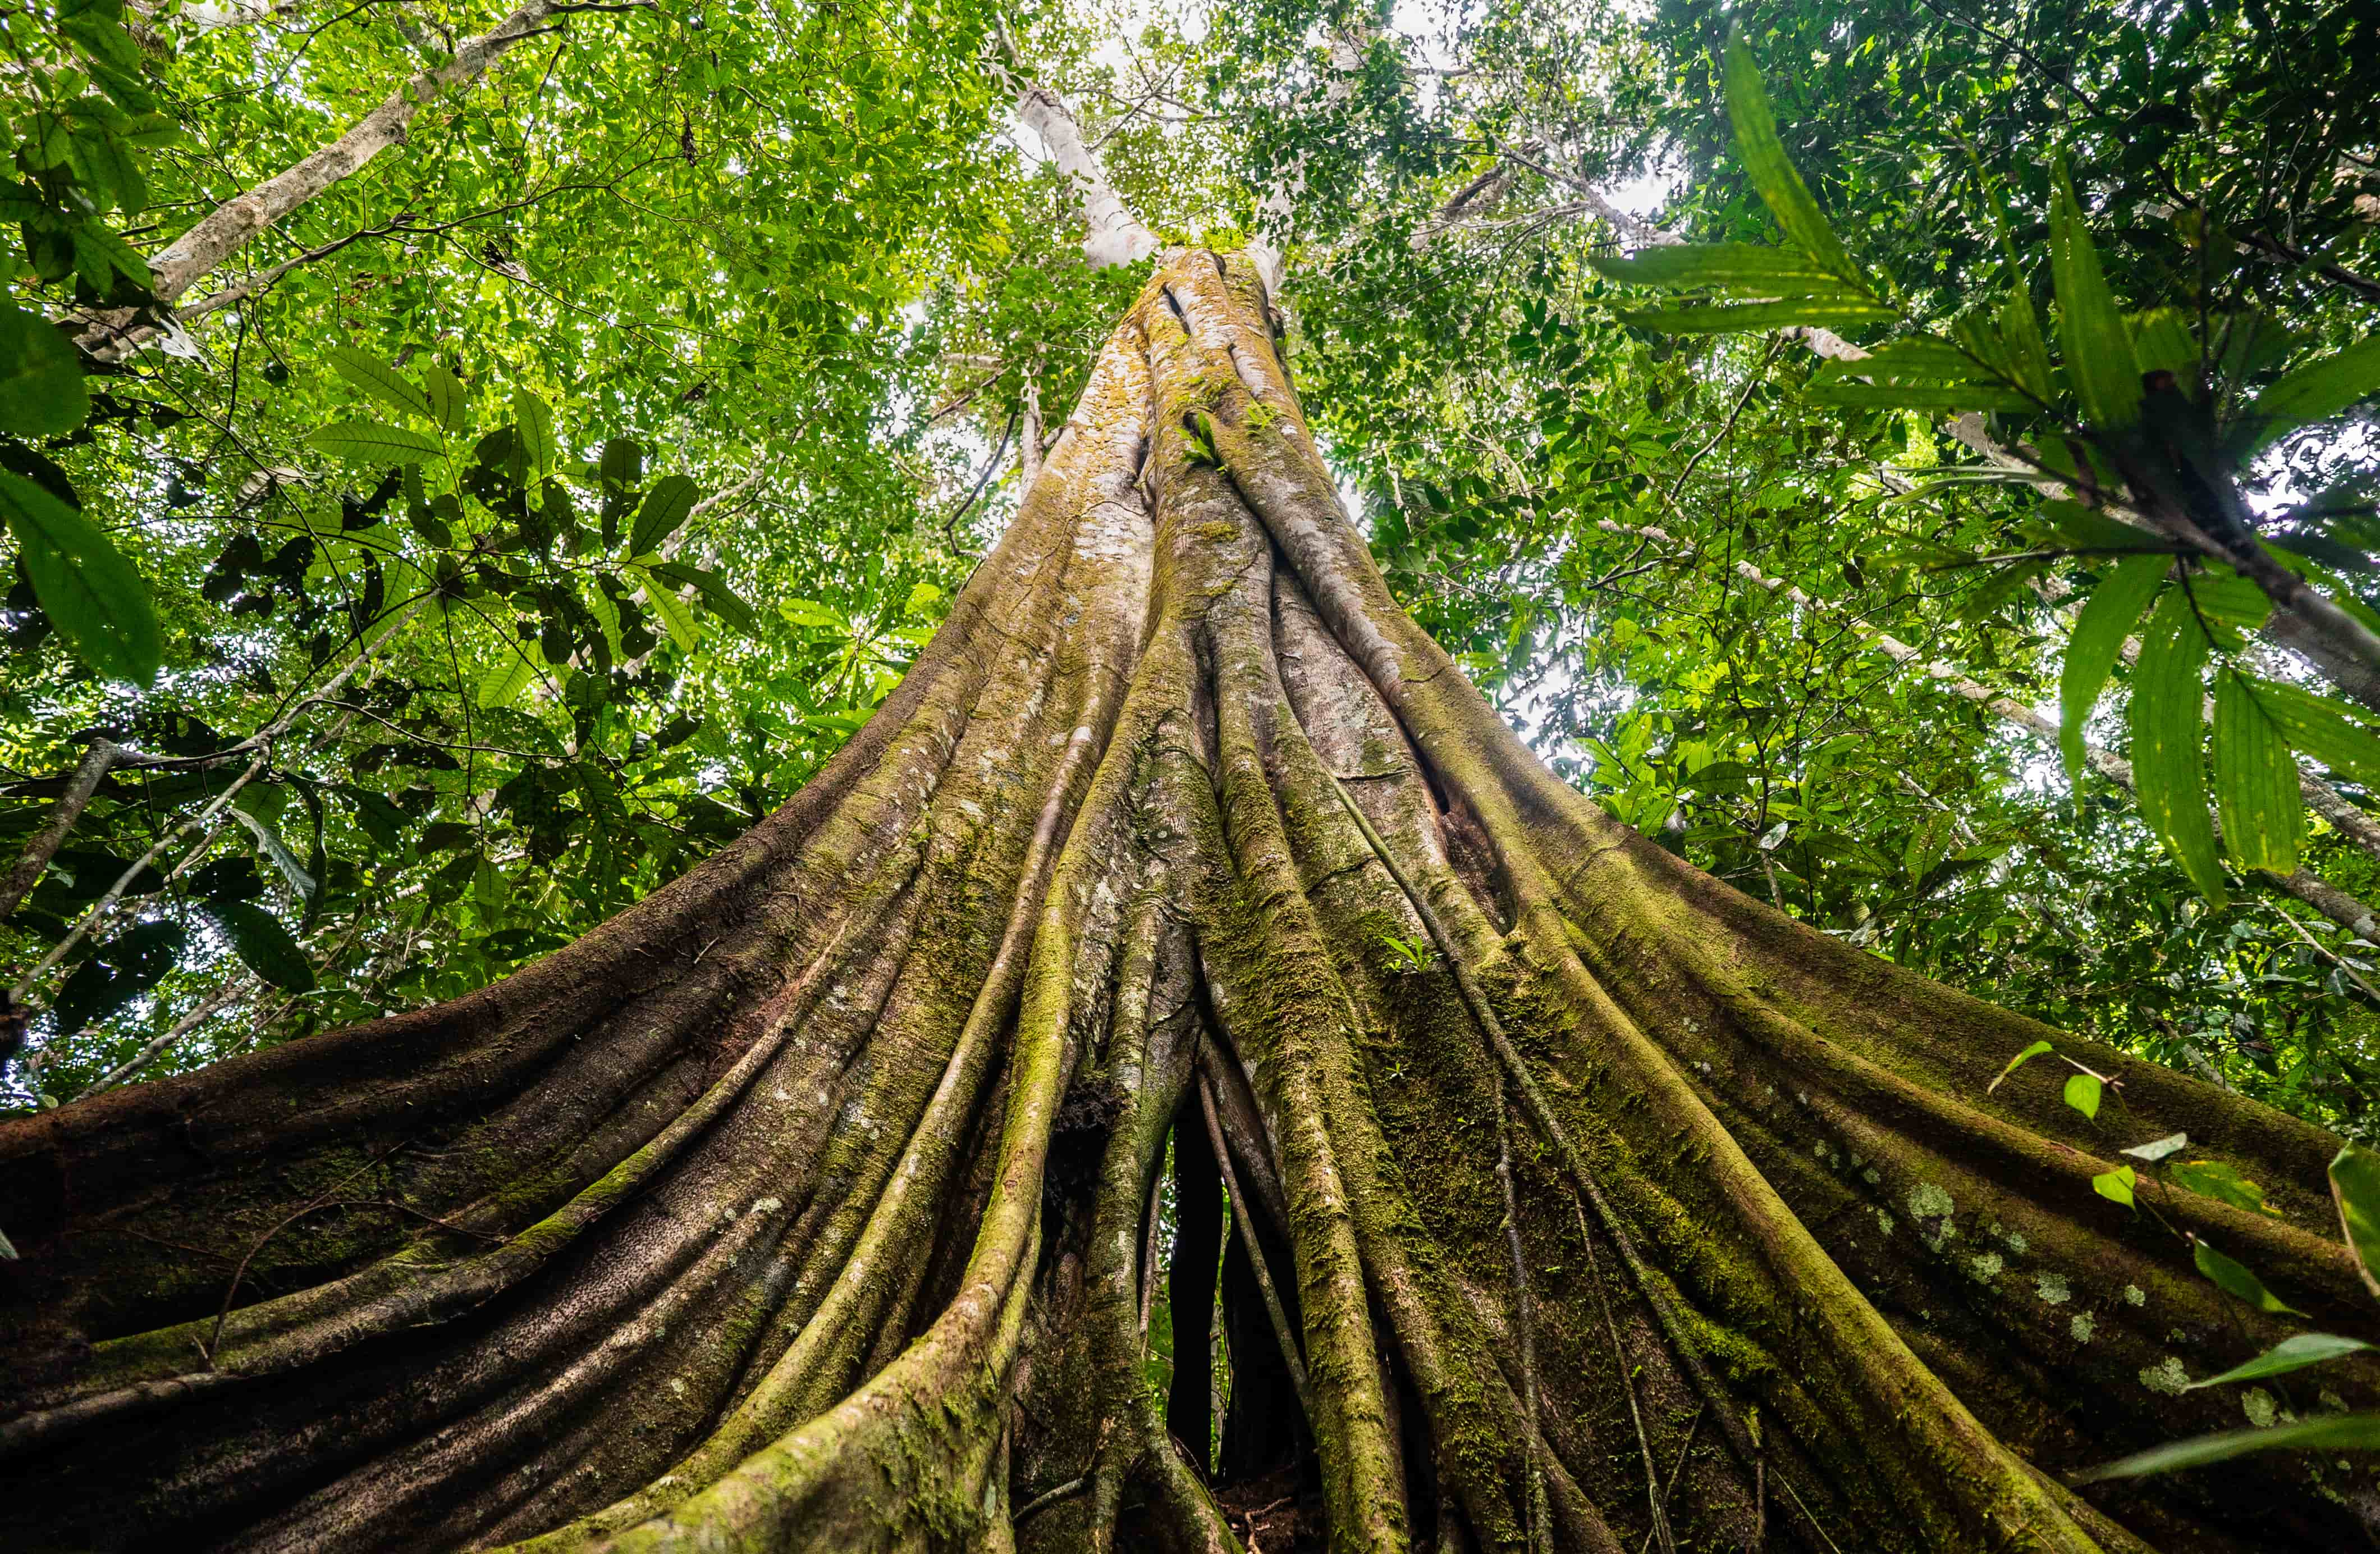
[325,346,434,422]
[2131,588,2227,904]
[2093,1164,2137,1206]
[2333,1143,2380,1301]
[2064,1071,2103,1119]
[628,473,700,557]
[631,565,700,652]
[205,898,314,992]
[2122,1131,2190,1163]
[419,362,470,432]
[2048,157,2142,432]
[512,388,555,474]
[2070,1413,2380,1483]
[2058,551,2167,788]
[0,303,91,438]
[477,648,540,709]
[308,421,444,466]
[2193,1238,2305,1315]
[2212,671,2301,875]
[2184,1333,2377,1391]
[1723,30,1864,286]
[2241,337,2380,454]
[0,470,161,685]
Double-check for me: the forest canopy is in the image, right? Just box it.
[4,0,2380,1549]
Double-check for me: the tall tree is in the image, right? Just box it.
[4,244,2378,1552]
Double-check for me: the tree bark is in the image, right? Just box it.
[2,252,2375,1553]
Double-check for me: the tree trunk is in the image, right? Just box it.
[3,250,2375,1553]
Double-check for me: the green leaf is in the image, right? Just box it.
[584,583,623,661]
[1621,299,1898,335]
[628,473,700,557]
[1987,1039,2054,1093]
[779,598,848,631]
[2241,337,2380,454]
[2092,1165,2136,1206]
[325,346,434,422]
[2184,1333,2378,1391]
[1997,278,2054,402]
[1722,30,1865,285]
[477,648,541,709]
[309,421,445,466]
[2192,1238,2305,1316]
[512,388,556,474]
[2212,671,2302,875]
[0,470,160,685]
[2070,1413,2380,1483]
[420,363,471,432]
[2248,677,2380,787]
[0,302,91,437]
[2332,1143,2380,1301]
[2063,1071,2103,1120]
[205,899,314,992]
[1587,243,1856,292]
[2171,1158,2282,1217]
[2048,157,2142,432]
[631,565,700,652]
[651,560,759,636]
[2131,588,2226,904]
[230,786,318,905]
[2122,1132,2190,1163]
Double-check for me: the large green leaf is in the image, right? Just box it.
[1587,243,1855,292]
[2070,1413,2380,1483]
[420,362,472,432]
[325,346,434,422]
[2248,677,2380,786]
[1807,336,2042,412]
[2057,551,2168,787]
[477,648,541,709]
[651,560,759,637]
[2130,588,2225,903]
[2241,336,2380,453]
[0,470,161,685]
[309,421,445,466]
[2048,157,2142,433]
[206,899,315,992]
[628,474,701,557]
[2333,1143,2380,1301]
[2184,1334,2376,1391]
[631,566,701,652]
[1722,31,1865,285]
[2211,671,2301,874]
[513,388,556,475]
[2193,1238,2304,1316]
[0,302,91,437]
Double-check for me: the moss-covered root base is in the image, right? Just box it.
[4,250,2376,1554]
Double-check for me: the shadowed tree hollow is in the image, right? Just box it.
[4,252,2378,1553]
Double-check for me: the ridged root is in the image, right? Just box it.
[3,251,2376,1553]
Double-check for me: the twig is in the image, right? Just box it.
[0,738,123,923]
[70,975,255,1101]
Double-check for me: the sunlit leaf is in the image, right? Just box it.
[309,421,444,466]
[0,470,161,685]
[2183,1333,2374,1391]
[2064,1071,2103,1119]
[2048,156,2142,432]
[2333,1143,2380,1301]
[325,346,434,422]
[2212,671,2301,875]
[2131,588,2226,904]
[1723,30,1866,286]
